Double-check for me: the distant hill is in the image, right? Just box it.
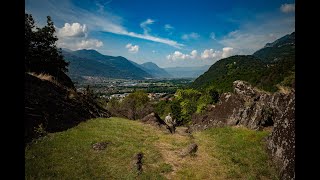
[191,32,295,92]
[62,49,152,80]
[164,65,210,78]
[253,32,295,62]
[191,55,266,91]
[140,62,171,78]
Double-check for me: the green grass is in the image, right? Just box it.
[194,127,279,179]
[25,118,165,179]
[25,118,279,179]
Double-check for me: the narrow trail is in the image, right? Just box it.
[153,126,228,180]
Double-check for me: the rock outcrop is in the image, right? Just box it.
[140,112,170,132]
[132,152,144,174]
[190,80,295,179]
[179,143,198,157]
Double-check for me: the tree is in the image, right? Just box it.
[25,13,69,76]
[122,90,150,120]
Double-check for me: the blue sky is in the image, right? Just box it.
[25,0,295,68]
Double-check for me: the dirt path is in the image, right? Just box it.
[154,127,228,180]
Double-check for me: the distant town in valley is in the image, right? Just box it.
[75,77,193,100]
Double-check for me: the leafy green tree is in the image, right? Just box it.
[122,90,150,120]
[25,13,68,75]
[196,94,212,114]
[170,100,182,125]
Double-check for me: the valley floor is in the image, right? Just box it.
[25,117,279,179]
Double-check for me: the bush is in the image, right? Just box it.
[107,90,153,120]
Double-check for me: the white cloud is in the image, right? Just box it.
[164,24,174,31]
[126,43,139,53]
[167,50,198,61]
[280,3,295,13]
[56,22,103,50]
[26,0,183,48]
[190,50,198,58]
[140,19,155,34]
[201,49,220,59]
[210,32,216,40]
[58,23,88,38]
[152,50,156,53]
[222,47,235,58]
[58,39,103,50]
[219,16,295,54]
[182,32,200,40]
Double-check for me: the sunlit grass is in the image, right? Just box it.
[25,118,279,179]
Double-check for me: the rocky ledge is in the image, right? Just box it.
[190,80,295,180]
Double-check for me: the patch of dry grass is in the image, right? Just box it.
[27,72,62,87]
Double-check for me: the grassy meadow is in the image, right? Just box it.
[25,117,278,179]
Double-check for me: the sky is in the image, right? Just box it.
[25,0,295,68]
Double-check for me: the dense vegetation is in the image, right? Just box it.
[25,117,278,179]
[25,14,74,88]
[191,32,295,92]
[106,90,154,120]
[191,55,266,92]
[155,88,219,125]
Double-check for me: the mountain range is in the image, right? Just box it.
[62,49,172,81]
[164,65,210,79]
[62,49,210,81]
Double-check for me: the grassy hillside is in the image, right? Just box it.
[191,32,295,92]
[190,55,266,92]
[25,117,278,179]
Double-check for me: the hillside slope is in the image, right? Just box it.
[253,32,295,62]
[191,32,295,92]
[24,73,110,143]
[62,49,152,80]
[25,117,278,179]
[141,62,172,78]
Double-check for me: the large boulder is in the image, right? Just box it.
[190,80,295,179]
[140,112,170,132]
[179,143,198,157]
[266,93,295,180]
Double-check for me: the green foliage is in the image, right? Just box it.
[180,99,196,122]
[196,94,212,114]
[25,13,69,75]
[206,87,220,103]
[107,90,152,120]
[280,72,295,87]
[155,87,221,125]
[170,100,182,124]
[175,89,201,102]
[123,90,149,107]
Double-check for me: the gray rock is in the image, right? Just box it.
[180,143,198,157]
[189,80,295,179]
[92,141,110,150]
[132,152,143,174]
